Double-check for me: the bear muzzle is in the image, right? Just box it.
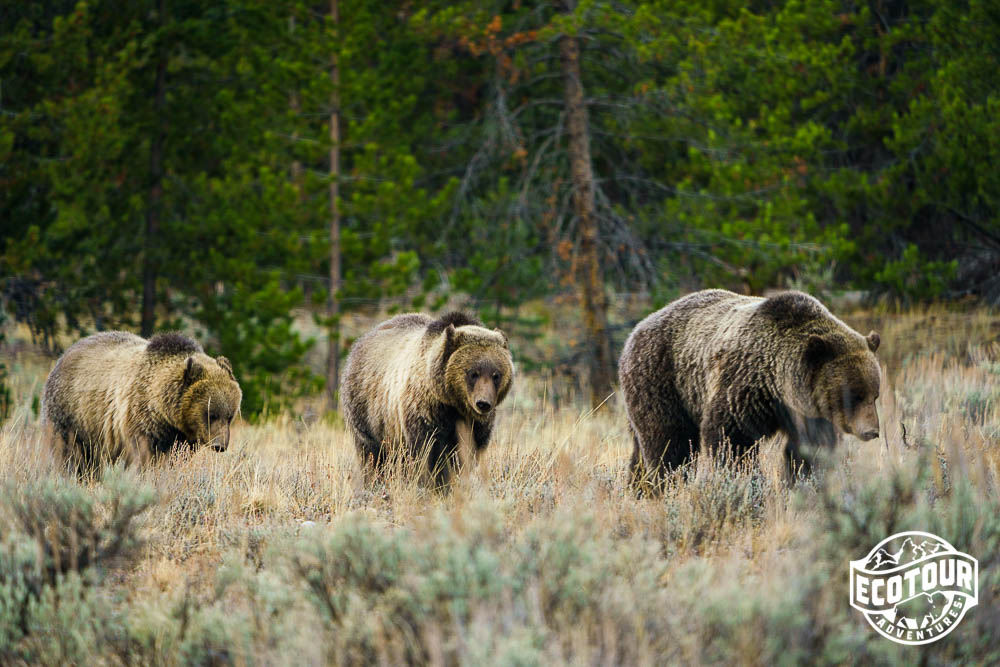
[851,403,880,442]
[470,376,499,417]
[844,419,879,441]
[207,424,231,451]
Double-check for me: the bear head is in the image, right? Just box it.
[805,330,881,441]
[439,324,514,422]
[178,354,242,450]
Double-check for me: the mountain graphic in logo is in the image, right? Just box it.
[864,537,946,571]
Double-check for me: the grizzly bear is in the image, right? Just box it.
[619,289,881,488]
[341,312,514,486]
[42,331,242,473]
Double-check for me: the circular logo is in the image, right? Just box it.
[850,531,978,645]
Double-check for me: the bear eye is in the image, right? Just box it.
[470,371,479,381]
[492,371,501,383]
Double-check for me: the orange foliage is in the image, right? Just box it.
[455,17,537,84]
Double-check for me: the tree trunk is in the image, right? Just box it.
[326,0,341,406]
[289,16,303,194]
[142,0,167,338]
[558,7,614,408]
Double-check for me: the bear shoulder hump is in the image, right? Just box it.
[756,291,825,330]
[426,311,484,336]
[147,332,203,357]
[374,313,433,333]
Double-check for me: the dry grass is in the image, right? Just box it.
[0,307,999,665]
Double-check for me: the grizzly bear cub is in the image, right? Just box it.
[619,289,881,489]
[341,312,514,487]
[43,331,242,473]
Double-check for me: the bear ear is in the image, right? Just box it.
[493,328,509,348]
[183,357,204,386]
[442,323,460,361]
[866,331,880,353]
[216,355,235,378]
[804,335,836,368]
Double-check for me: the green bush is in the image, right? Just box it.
[3,467,155,585]
[666,455,1000,665]
[280,504,676,664]
[0,468,155,663]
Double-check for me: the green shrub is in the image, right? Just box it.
[280,503,678,665]
[3,467,155,585]
[0,468,154,663]
[665,454,1000,665]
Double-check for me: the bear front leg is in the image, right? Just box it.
[699,409,732,462]
[426,433,455,490]
[784,434,812,480]
[785,417,836,479]
[406,418,455,489]
[800,416,837,448]
[124,435,155,467]
[455,418,475,477]
[472,419,493,451]
[699,394,761,464]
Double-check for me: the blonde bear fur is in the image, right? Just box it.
[341,312,513,486]
[42,331,242,472]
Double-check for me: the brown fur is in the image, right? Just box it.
[42,331,242,473]
[341,312,514,487]
[619,289,881,489]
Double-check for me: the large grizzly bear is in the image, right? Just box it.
[619,289,881,488]
[341,312,514,486]
[43,331,242,472]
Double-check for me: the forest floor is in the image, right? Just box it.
[0,306,998,665]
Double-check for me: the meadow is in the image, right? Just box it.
[0,307,998,666]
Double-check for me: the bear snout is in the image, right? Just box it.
[851,403,880,442]
[208,424,231,451]
[471,375,499,415]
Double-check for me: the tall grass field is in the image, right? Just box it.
[0,308,998,665]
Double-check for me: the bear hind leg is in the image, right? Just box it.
[628,428,670,496]
[351,425,388,483]
[627,407,698,495]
